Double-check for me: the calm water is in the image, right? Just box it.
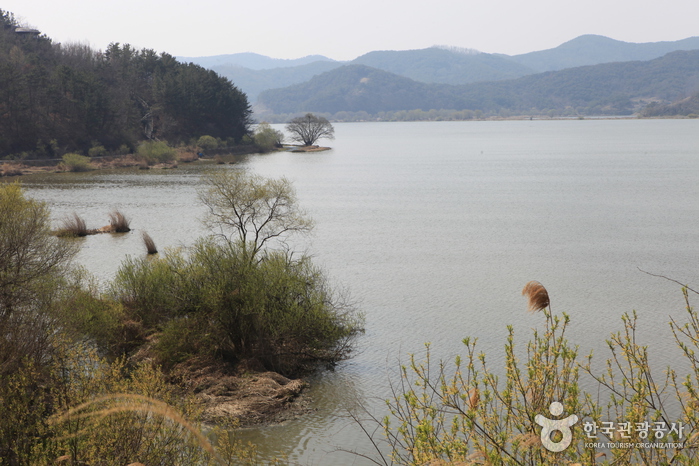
[19,119,699,464]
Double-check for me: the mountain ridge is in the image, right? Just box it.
[256,50,699,117]
[191,35,699,104]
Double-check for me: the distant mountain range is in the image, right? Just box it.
[179,35,699,117]
[257,51,699,116]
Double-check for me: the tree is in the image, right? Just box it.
[254,122,284,151]
[198,170,314,258]
[285,113,335,146]
[0,183,77,317]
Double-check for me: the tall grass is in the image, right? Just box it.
[142,231,158,254]
[109,210,131,232]
[59,212,89,237]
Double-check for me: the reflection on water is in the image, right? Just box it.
[14,119,699,464]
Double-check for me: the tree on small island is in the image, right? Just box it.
[285,113,335,146]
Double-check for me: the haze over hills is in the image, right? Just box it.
[177,52,335,70]
[183,35,699,105]
[351,47,536,85]
[256,50,699,117]
[506,34,699,71]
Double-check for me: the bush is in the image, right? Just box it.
[197,135,219,151]
[136,140,176,164]
[62,152,92,172]
[88,144,107,157]
[109,239,363,374]
[253,122,284,151]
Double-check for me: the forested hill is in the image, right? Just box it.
[257,50,699,116]
[0,10,251,159]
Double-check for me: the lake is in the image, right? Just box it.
[20,119,699,464]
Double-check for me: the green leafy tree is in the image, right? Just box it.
[253,122,284,151]
[285,113,335,146]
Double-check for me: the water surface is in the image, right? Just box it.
[20,119,699,464]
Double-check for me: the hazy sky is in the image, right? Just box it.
[4,0,698,60]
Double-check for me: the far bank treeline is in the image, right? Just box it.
[0,10,251,159]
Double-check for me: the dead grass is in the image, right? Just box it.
[58,212,89,237]
[142,231,158,254]
[108,210,131,233]
[522,280,550,313]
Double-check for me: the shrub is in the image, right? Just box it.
[136,140,176,165]
[253,122,285,151]
[197,135,219,151]
[88,144,107,157]
[62,152,92,172]
[109,239,363,374]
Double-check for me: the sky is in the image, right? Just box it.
[3,0,699,60]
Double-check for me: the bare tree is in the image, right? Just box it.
[285,113,335,146]
[199,170,314,258]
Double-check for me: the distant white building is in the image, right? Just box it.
[14,27,40,36]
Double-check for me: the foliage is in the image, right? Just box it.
[108,239,362,374]
[355,283,699,465]
[87,144,107,157]
[61,153,92,172]
[0,343,261,465]
[0,184,267,463]
[198,134,220,150]
[640,91,699,117]
[199,170,314,259]
[253,122,284,151]
[285,113,335,146]
[135,140,176,164]
[0,11,252,158]
[0,183,78,323]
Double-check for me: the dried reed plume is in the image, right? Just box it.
[60,212,88,237]
[522,280,550,313]
[50,393,225,464]
[142,231,158,254]
[467,387,480,410]
[108,209,131,232]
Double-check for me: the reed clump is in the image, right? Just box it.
[109,210,131,232]
[58,212,89,237]
[142,231,158,254]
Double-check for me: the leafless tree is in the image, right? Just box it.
[285,113,335,146]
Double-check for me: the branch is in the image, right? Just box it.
[637,268,699,295]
